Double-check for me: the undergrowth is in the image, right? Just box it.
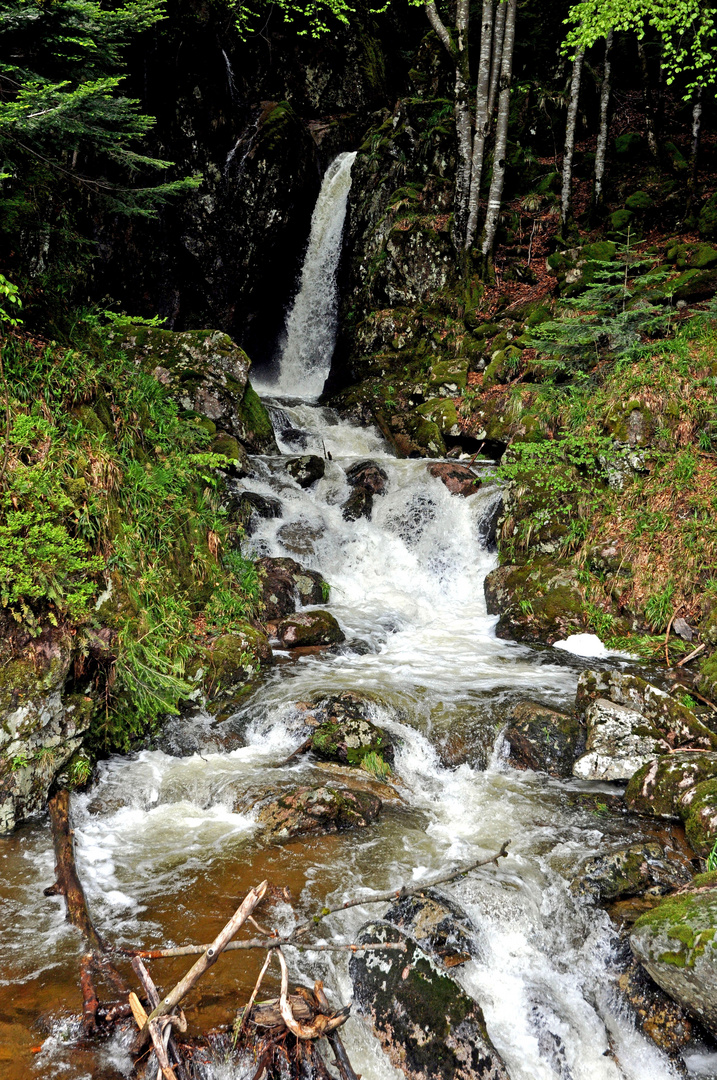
[0,316,262,753]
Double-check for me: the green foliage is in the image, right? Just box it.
[565,1,717,97]
[0,274,23,326]
[218,0,351,39]
[708,836,717,873]
[360,750,391,779]
[644,580,675,631]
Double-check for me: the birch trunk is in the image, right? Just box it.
[424,1,472,250]
[593,29,613,211]
[560,46,585,228]
[692,88,703,177]
[465,0,495,250]
[481,0,517,263]
[637,37,660,161]
[487,0,507,123]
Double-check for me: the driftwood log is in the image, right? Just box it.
[46,788,127,1034]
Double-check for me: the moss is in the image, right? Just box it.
[615,132,645,158]
[626,191,654,211]
[236,381,274,446]
[692,244,717,270]
[699,652,717,700]
[611,209,634,232]
[699,192,717,239]
[684,778,717,856]
[582,241,617,262]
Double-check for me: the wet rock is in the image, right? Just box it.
[345,459,388,495]
[257,556,328,619]
[625,752,717,820]
[0,631,93,833]
[682,779,717,856]
[258,784,381,840]
[286,455,325,488]
[341,486,373,521]
[570,842,693,902]
[384,892,477,968]
[236,491,283,523]
[311,708,394,769]
[275,611,345,648]
[204,629,273,698]
[573,670,717,782]
[350,919,509,1080]
[119,327,277,453]
[630,873,717,1036]
[503,700,583,778]
[276,521,325,556]
[484,558,585,645]
[428,462,481,497]
[617,956,694,1055]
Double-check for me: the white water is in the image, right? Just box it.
[255,152,357,399]
[0,403,690,1079]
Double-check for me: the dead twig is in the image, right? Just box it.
[128,938,408,960]
[234,950,273,1042]
[313,980,359,1080]
[676,642,706,668]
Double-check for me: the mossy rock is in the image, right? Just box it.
[503,700,583,777]
[665,141,689,172]
[671,268,717,302]
[71,403,109,437]
[571,842,692,902]
[470,320,502,339]
[682,779,717,857]
[427,359,468,395]
[692,244,717,270]
[615,132,645,158]
[626,753,717,820]
[257,556,328,619]
[582,241,617,263]
[525,304,552,327]
[630,880,717,1035]
[610,209,634,232]
[211,433,248,469]
[257,784,381,840]
[416,397,461,436]
[349,920,509,1080]
[483,558,585,645]
[483,346,521,388]
[698,651,717,700]
[205,628,272,698]
[276,610,345,648]
[311,711,394,768]
[699,192,717,240]
[625,191,654,212]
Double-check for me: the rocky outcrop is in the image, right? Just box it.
[275,611,345,648]
[257,557,328,620]
[572,670,717,782]
[257,784,381,840]
[350,897,509,1080]
[484,558,585,644]
[0,631,92,833]
[503,700,583,777]
[119,326,277,453]
[630,874,717,1037]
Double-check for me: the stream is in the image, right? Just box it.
[0,155,704,1080]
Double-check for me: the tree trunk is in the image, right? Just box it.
[465,0,495,250]
[560,45,585,228]
[481,0,517,264]
[637,37,660,161]
[593,29,613,211]
[452,0,473,248]
[686,87,703,214]
[487,0,507,123]
[424,1,472,251]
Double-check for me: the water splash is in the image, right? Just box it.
[259,152,357,400]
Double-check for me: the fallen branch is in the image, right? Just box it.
[234,950,273,1041]
[128,938,408,959]
[293,840,511,937]
[676,642,706,668]
[313,981,358,1080]
[277,949,349,1039]
[134,880,268,1053]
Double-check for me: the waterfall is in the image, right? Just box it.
[269,151,357,400]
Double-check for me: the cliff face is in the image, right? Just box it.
[93,0,403,366]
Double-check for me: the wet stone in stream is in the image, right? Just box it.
[503,699,583,778]
[428,462,481,497]
[345,459,389,495]
[275,611,345,648]
[286,454,326,488]
[257,555,328,619]
[256,784,381,840]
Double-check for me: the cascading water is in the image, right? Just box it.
[255,152,357,399]
[1,397,708,1080]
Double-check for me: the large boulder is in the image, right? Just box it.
[0,631,92,833]
[119,327,277,453]
[503,700,583,777]
[572,671,717,782]
[257,556,328,620]
[257,784,380,840]
[625,752,717,820]
[275,611,345,648]
[350,901,509,1080]
[630,873,717,1036]
[681,779,717,857]
[484,558,585,645]
[617,957,694,1055]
